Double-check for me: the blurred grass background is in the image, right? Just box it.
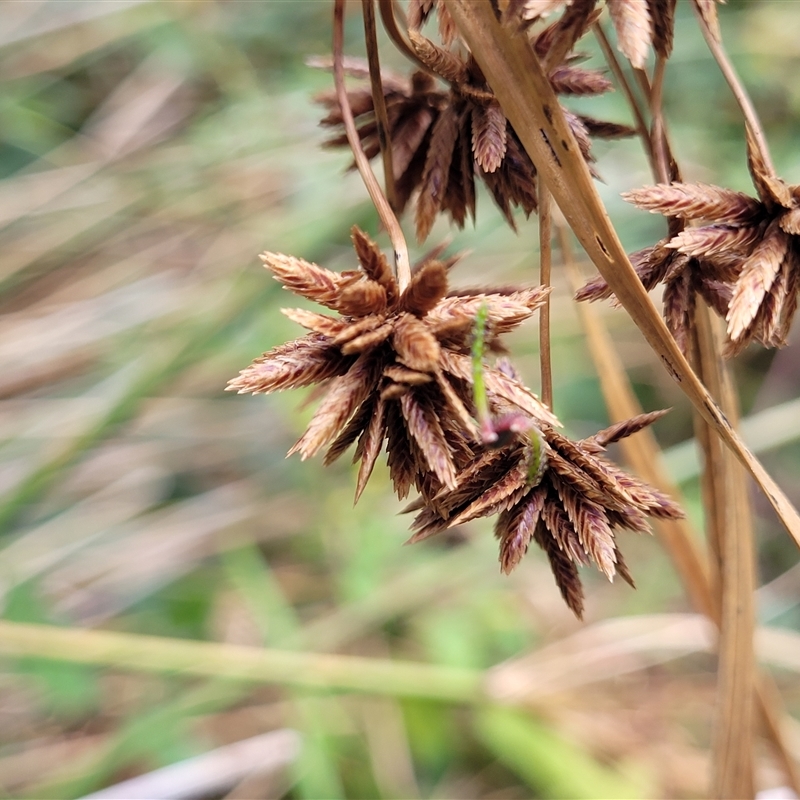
[1,2,800,798]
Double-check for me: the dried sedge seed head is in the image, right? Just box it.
[408,409,683,618]
[228,227,554,504]
[314,40,632,241]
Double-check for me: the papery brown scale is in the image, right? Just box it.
[416,106,459,242]
[614,546,636,588]
[332,314,387,346]
[385,402,420,500]
[408,30,468,85]
[407,0,434,29]
[435,371,480,439]
[442,116,469,228]
[589,409,669,447]
[541,0,598,69]
[607,0,653,70]
[777,247,800,342]
[401,260,449,316]
[340,322,394,355]
[393,313,442,372]
[697,278,734,319]
[606,505,652,534]
[497,487,547,574]
[392,106,436,183]
[323,395,374,466]
[436,0,458,46]
[549,431,634,508]
[663,269,696,355]
[541,493,588,564]
[727,221,789,341]
[400,391,458,489]
[354,397,387,501]
[450,457,530,526]
[288,351,381,460]
[384,365,433,385]
[471,101,508,173]
[576,115,637,140]
[668,224,762,259]
[746,124,792,209]
[338,280,388,317]
[350,227,399,305]
[262,252,350,311]
[534,521,585,618]
[548,66,614,96]
[779,207,800,236]
[556,480,617,579]
[281,308,349,338]
[625,183,763,224]
[227,335,351,395]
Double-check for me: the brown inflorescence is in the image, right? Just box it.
[578,130,800,356]
[228,227,552,503]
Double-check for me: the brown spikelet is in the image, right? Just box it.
[288,352,380,460]
[541,0,598,69]
[692,0,720,41]
[340,322,394,355]
[650,0,677,57]
[400,391,458,489]
[384,365,433,385]
[548,66,614,96]
[450,458,530,525]
[262,252,351,311]
[385,402,419,500]
[745,125,792,209]
[393,313,442,372]
[779,208,800,236]
[497,487,546,574]
[624,183,763,224]
[577,115,637,140]
[281,308,349,338]
[407,0,434,29]
[436,0,458,46]
[607,0,652,69]
[668,224,762,258]
[663,270,697,354]
[324,396,375,466]
[354,398,387,501]
[727,221,790,341]
[558,482,617,579]
[541,491,587,564]
[402,260,449,316]
[227,335,350,395]
[471,101,508,173]
[416,106,459,242]
[535,520,585,618]
[350,226,398,304]
[338,280,388,316]
[408,30,468,85]
[590,409,670,447]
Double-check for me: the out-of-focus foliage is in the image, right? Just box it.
[0,2,799,798]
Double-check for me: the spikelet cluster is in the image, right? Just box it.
[228,227,552,503]
[579,130,800,355]
[315,19,633,242]
[229,231,684,615]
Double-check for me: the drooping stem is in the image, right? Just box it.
[592,23,653,170]
[377,0,431,74]
[538,179,553,409]
[333,0,411,291]
[691,0,776,178]
[362,0,398,212]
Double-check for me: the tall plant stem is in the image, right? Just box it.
[446,0,800,553]
[362,0,398,212]
[538,180,553,409]
[377,0,430,74]
[692,1,776,178]
[333,0,411,291]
